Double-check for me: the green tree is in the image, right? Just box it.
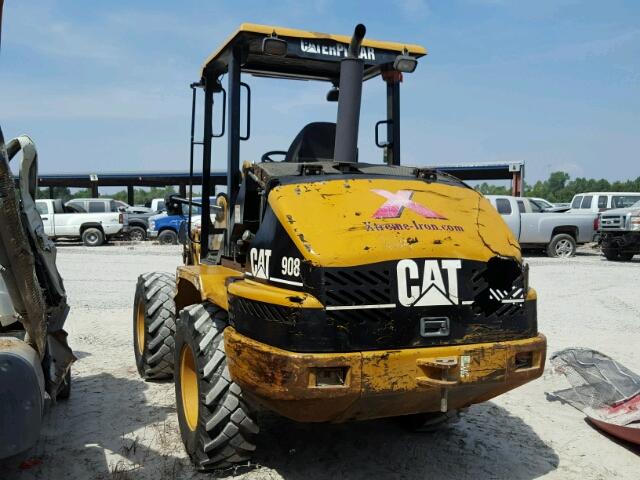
[483,171,639,203]
[475,182,510,195]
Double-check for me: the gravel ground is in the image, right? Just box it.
[1,244,638,479]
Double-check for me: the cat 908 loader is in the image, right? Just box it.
[132,23,546,470]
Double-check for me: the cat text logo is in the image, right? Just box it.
[396,259,461,307]
[250,248,272,280]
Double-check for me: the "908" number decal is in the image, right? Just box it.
[281,256,301,277]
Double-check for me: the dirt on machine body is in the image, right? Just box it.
[133,22,546,471]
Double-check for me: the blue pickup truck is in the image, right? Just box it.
[147,197,215,245]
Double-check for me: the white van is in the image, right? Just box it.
[568,192,640,214]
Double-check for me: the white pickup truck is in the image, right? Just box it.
[486,195,597,257]
[35,199,125,246]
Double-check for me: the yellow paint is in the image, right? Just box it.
[228,279,323,308]
[201,23,427,77]
[268,178,521,267]
[136,300,145,355]
[177,265,243,311]
[179,344,199,431]
[224,327,546,422]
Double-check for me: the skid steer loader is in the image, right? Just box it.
[133,23,546,470]
[0,132,74,458]
[0,1,74,459]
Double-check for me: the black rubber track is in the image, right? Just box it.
[175,303,259,470]
[133,272,177,380]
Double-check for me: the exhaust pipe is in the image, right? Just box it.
[333,23,366,164]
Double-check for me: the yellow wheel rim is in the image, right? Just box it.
[180,345,199,431]
[136,301,145,355]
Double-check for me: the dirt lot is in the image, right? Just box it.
[2,245,638,479]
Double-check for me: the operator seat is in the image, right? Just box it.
[284,122,336,163]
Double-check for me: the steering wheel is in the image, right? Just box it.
[261,150,288,163]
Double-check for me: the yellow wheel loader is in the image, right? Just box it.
[133,23,546,470]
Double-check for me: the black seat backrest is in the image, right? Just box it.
[284,122,336,163]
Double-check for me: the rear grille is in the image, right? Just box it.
[323,269,391,307]
[600,215,624,231]
[231,259,536,353]
[232,297,294,325]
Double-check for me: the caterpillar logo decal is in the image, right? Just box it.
[396,259,461,307]
[299,39,376,60]
[250,248,272,280]
[248,248,304,287]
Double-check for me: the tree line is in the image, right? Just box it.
[476,171,640,203]
[36,186,177,206]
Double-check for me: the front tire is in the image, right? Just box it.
[133,272,177,380]
[547,234,576,258]
[175,303,258,470]
[158,230,178,245]
[82,227,104,247]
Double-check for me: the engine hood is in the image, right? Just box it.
[268,177,520,267]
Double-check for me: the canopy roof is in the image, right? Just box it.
[200,23,427,82]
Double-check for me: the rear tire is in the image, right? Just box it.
[396,410,460,432]
[602,247,620,261]
[158,230,178,245]
[175,303,258,471]
[82,227,104,247]
[128,226,147,242]
[618,252,635,261]
[546,234,576,258]
[133,272,177,380]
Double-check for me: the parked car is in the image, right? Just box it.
[146,198,166,212]
[147,197,216,245]
[148,212,177,244]
[568,192,640,214]
[597,200,640,261]
[486,195,597,257]
[528,197,571,213]
[66,197,127,213]
[35,199,125,246]
[66,198,154,241]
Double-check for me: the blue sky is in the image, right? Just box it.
[1,0,638,184]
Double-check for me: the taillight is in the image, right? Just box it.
[594,216,600,231]
[119,213,124,224]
